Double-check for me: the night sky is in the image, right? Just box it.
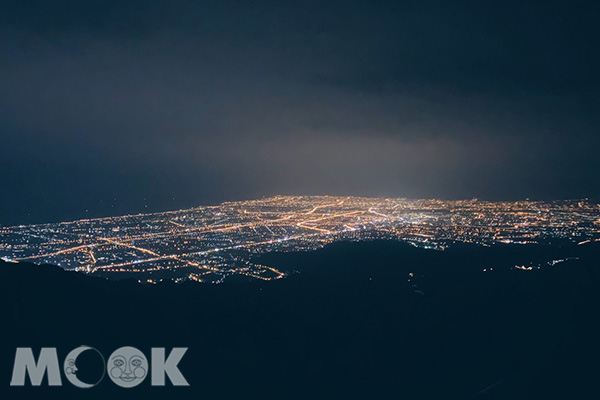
[1,1,598,225]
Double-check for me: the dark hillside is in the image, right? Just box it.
[1,240,599,399]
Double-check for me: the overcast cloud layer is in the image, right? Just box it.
[1,0,599,224]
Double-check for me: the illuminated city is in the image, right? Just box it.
[1,196,599,284]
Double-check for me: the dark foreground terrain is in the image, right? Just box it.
[1,240,599,399]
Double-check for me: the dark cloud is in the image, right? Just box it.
[1,0,599,225]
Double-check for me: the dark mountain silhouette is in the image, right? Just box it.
[1,240,599,399]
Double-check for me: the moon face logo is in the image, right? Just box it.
[107,347,148,388]
[63,346,105,388]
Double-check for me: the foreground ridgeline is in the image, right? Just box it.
[1,196,599,283]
